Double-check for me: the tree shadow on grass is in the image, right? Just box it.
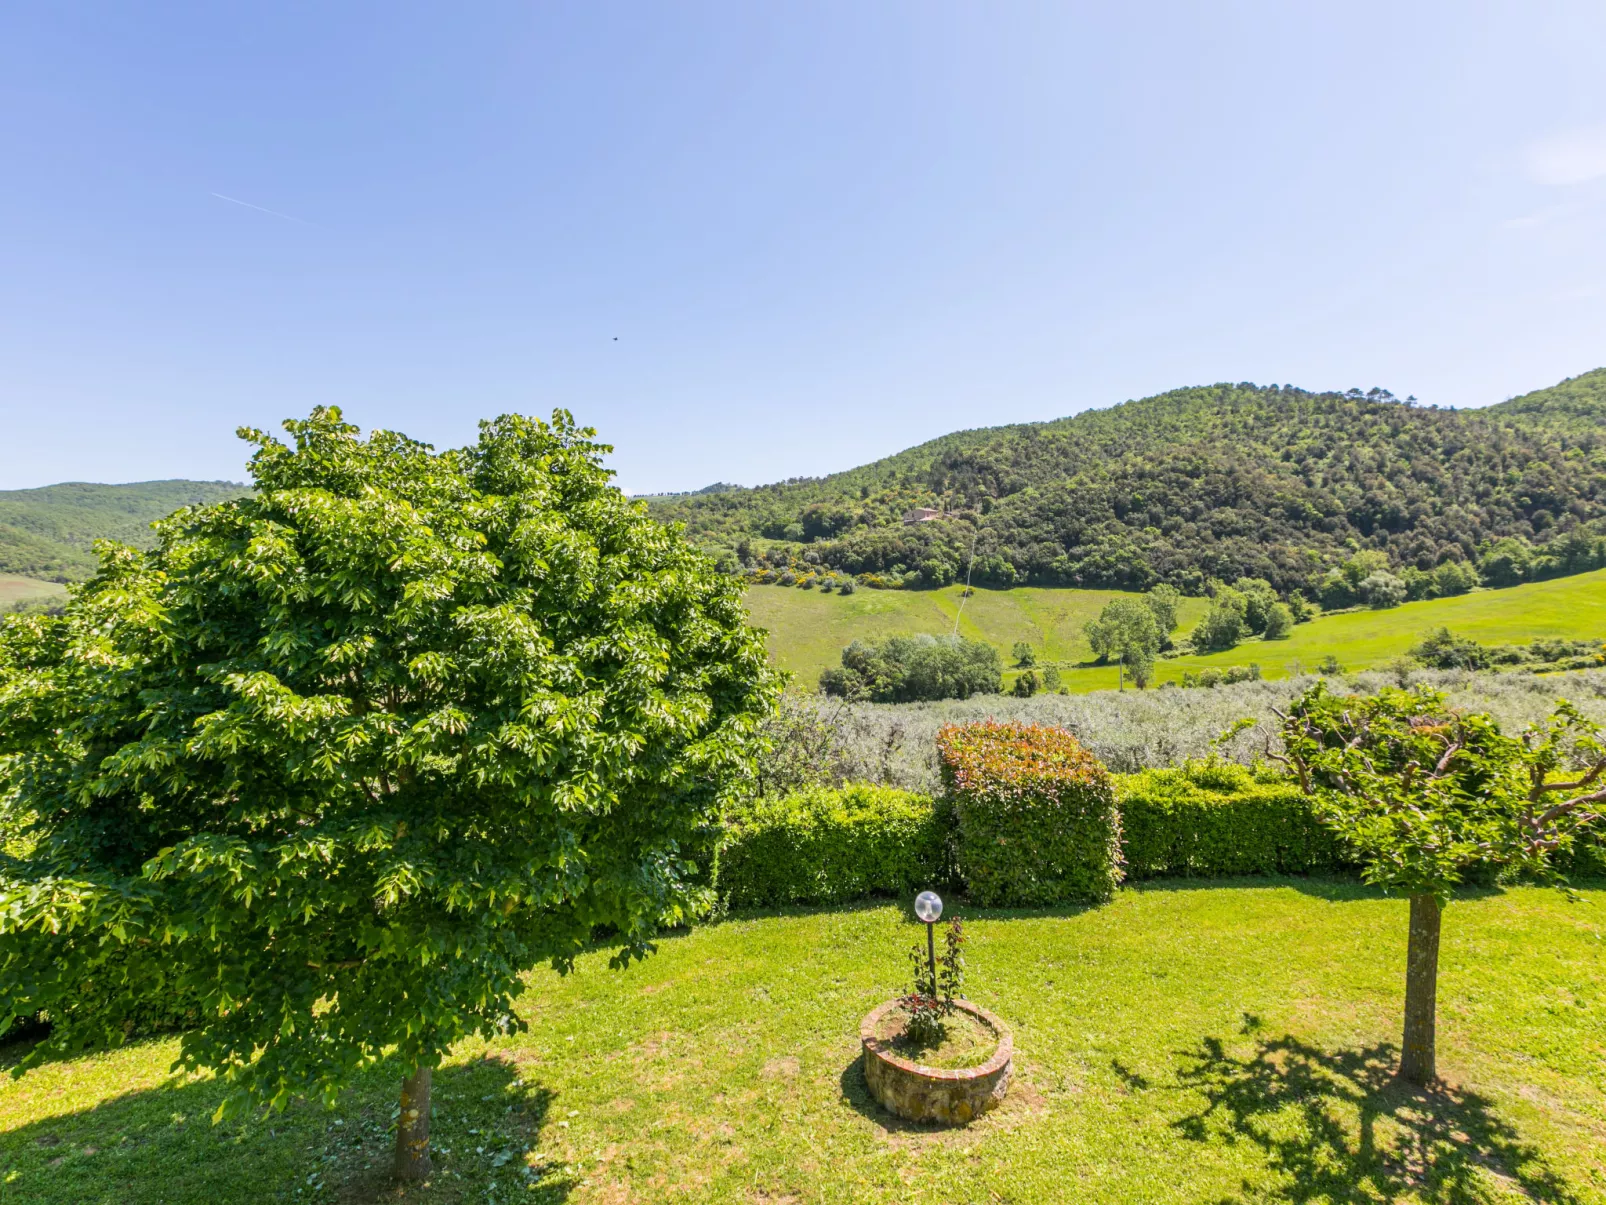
[0,1050,573,1204]
[1172,1033,1581,1204]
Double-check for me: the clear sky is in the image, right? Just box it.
[2,2,1605,494]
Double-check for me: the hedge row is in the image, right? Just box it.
[716,741,1606,910]
[718,784,953,909]
[1118,761,1350,879]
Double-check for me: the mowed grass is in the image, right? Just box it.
[3,882,1603,1203]
[744,583,1209,690]
[0,577,65,608]
[747,568,1606,692]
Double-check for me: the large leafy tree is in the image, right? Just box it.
[1084,597,1159,687]
[1275,683,1605,1084]
[0,408,776,1178]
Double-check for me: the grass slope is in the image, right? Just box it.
[0,481,249,581]
[0,576,67,609]
[2,882,1601,1203]
[747,568,1606,692]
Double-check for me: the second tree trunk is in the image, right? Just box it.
[394,1064,433,1180]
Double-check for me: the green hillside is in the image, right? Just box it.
[749,569,1606,693]
[655,374,1606,597]
[0,480,249,581]
[1488,366,1606,434]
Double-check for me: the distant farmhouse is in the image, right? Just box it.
[901,507,942,525]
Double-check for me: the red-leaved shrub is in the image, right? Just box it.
[937,721,1122,906]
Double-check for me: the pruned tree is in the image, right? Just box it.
[1274,683,1605,1084]
[0,408,777,1179]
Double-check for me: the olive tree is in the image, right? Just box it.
[0,408,776,1179]
[1275,683,1605,1084]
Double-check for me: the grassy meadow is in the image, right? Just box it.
[0,576,65,610]
[3,881,1602,1203]
[746,568,1606,692]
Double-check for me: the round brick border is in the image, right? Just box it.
[859,999,1013,1125]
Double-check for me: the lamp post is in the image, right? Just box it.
[914,890,942,998]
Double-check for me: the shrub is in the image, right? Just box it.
[1117,762,1348,878]
[1181,664,1261,689]
[837,578,856,595]
[1358,570,1407,608]
[1410,627,1491,670]
[719,785,952,909]
[1190,588,1247,652]
[1012,669,1040,697]
[1261,602,1293,640]
[937,721,1122,906]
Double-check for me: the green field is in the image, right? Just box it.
[746,568,1606,692]
[0,576,67,609]
[3,882,1602,1203]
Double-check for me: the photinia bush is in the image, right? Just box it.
[937,721,1122,906]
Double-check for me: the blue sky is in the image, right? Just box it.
[2,2,1605,494]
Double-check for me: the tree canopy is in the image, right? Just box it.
[0,408,777,1146]
[818,634,1000,702]
[1274,682,1606,1082]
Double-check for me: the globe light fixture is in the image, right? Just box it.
[914,890,943,999]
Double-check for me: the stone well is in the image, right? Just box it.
[859,999,1013,1124]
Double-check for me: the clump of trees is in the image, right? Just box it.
[1409,627,1492,670]
[1410,628,1605,673]
[1084,586,1181,687]
[1188,578,1292,653]
[819,634,1001,702]
[0,408,777,1179]
[1180,664,1261,689]
[1276,683,1606,1084]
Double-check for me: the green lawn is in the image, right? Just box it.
[4,881,1603,1203]
[744,583,1210,689]
[0,577,65,609]
[747,569,1606,692]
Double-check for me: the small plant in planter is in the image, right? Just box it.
[858,892,1013,1124]
[899,917,965,1050]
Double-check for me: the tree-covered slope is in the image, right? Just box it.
[650,377,1606,595]
[1486,367,1606,435]
[0,480,249,581]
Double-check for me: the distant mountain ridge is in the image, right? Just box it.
[0,480,249,581]
[649,372,1606,596]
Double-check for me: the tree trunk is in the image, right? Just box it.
[1399,893,1441,1085]
[393,1063,433,1180]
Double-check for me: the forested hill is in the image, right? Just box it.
[0,480,249,581]
[1486,367,1606,434]
[649,376,1606,596]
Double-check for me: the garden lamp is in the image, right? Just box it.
[915,890,942,996]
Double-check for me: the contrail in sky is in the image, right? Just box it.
[210,192,312,225]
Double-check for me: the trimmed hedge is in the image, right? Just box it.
[719,784,951,909]
[938,721,1122,906]
[1117,761,1350,879]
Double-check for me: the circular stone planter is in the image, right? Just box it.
[859,999,1013,1125]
